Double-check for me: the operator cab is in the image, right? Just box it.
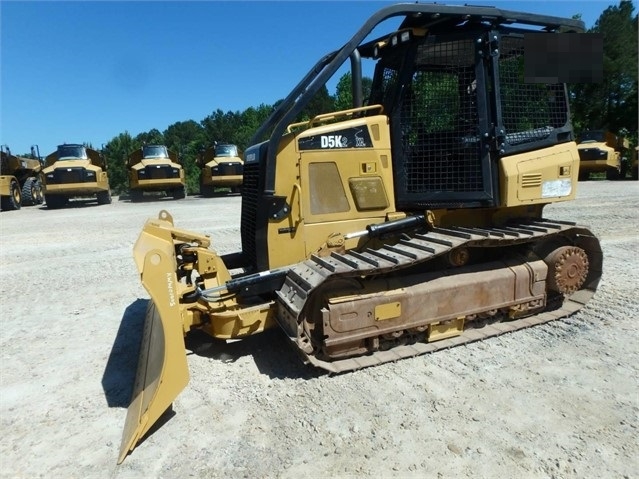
[362,24,570,210]
[215,144,239,157]
[142,145,170,159]
[57,144,88,160]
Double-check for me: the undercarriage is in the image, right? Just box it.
[276,220,601,372]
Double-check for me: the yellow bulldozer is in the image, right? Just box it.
[42,144,111,209]
[119,4,603,462]
[127,144,186,201]
[0,145,44,211]
[197,143,244,196]
[576,130,629,180]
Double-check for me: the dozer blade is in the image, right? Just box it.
[118,240,190,463]
[118,301,189,463]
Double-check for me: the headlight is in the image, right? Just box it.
[86,171,96,178]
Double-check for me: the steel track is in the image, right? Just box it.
[276,218,602,373]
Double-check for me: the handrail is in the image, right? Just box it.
[292,183,303,224]
[309,104,384,128]
[286,105,385,133]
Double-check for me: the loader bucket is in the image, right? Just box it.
[118,232,190,463]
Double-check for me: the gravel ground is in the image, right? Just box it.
[0,181,637,479]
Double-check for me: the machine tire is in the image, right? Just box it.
[200,183,215,197]
[172,185,186,200]
[606,168,620,181]
[619,162,629,180]
[97,190,112,205]
[130,189,144,202]
[34,180,44,204]
[45,194,68,209]
[1,179,22,210]
[21,177,39,206]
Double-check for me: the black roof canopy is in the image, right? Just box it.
[395,4,584,33]
[252,3,585,193]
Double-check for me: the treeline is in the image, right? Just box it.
[570,1,638,142]
[102,73,368,195]
[103,104,272,195]
[98,1,636,195]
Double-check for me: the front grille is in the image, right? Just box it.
[214,163,244,176]
[578,148,605,161]
[143,165,179,179]
[48,167,93,184]
[240,161,260,269]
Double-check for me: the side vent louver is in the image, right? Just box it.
[521,173,542,188]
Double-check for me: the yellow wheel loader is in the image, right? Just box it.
[119,4,602,462]
[197,143,244,196]
[42,144,111,208]
[0,145,44,211]
[128,145,186,201]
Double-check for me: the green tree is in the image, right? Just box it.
[164,120,206,152]
[134,129,164,145]
[163,120,207,194]
[235,104,273,149]
[334,72,373,111]
[102,131,139,195]
[571,1,638,143]
[201,109,243,146]
[300,85,335,121]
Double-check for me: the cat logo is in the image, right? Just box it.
[321,135,347,148]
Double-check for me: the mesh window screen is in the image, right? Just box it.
[499,35,568,147]
[400,38,483,194]
[380,67,399,106]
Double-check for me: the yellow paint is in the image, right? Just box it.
[375,302,401,321]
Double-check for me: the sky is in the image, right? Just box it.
[1,0,616,157]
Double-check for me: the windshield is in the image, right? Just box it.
[57,145,87,160]
[215,144,238,157]
[143,145,169,159]
[579,131,605,143]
